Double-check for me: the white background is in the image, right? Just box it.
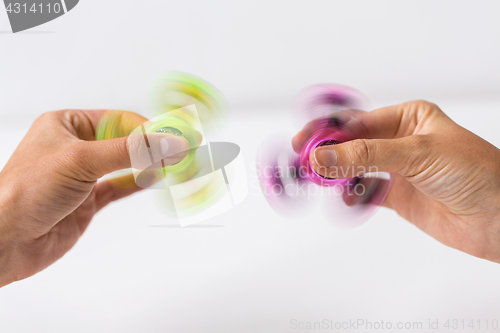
[1,1,500,332]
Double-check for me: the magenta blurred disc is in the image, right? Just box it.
[293,84,370,128]
[258,84,393,228]
[257,134,320,218]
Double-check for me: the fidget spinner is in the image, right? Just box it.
[96,72,247,226]
[153,71,227,140]
[257,84,393,228]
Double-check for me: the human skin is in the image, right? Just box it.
[293,100,500,263]
[1,102,499,288]
[0,109,190,288]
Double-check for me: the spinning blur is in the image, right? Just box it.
[257,84,392,228]
[95,72,247,226]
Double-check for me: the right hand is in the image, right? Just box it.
[293,100,500,263]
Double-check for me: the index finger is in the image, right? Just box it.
[55,109,148,141]
[291,100,442,153]
[352,100,446,139]
[291,109,366,153]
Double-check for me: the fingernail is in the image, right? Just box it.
[314,148,337,167]
[160,136,187,158]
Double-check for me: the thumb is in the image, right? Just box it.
[67,133,190,181]
[310,136,429,179]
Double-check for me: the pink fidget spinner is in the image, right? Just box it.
[257,84,393,228]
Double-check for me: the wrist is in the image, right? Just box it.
[0,176,20,288]
[0,245,16,288]
[0,225,17,288]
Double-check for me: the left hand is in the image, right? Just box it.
[0,109,189,287]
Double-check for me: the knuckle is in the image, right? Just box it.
[34,110,74,127]
[59,143,97,181]
[127,134,150,169]
[409,100,442,117]
[411,134,431,148]
[398,101,444,136]
[348,139,372,164]
[34,111,57,124]
[115,135,129,155]
[66,142,88,162]
[413,99,435,108]
[402,135,433,174]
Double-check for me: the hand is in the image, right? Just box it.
[293,100,500,263]
[0,110,189,287]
